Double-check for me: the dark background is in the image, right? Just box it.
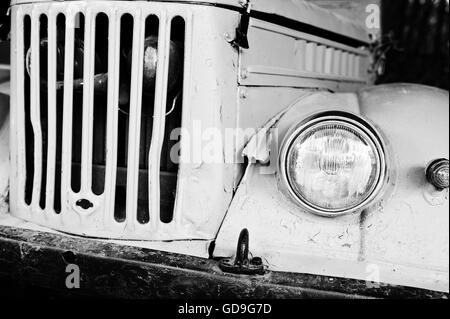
[379,0,449,90]
[0,0,449,90]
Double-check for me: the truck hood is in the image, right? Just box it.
[10,0,370,44]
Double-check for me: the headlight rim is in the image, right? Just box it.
[279,111,388,218]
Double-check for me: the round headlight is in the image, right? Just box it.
[280,112,386,217]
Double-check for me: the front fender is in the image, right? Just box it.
[214,84,449,293]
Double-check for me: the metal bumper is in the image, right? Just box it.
[0,225,446,299]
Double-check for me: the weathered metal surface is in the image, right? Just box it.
[219,228,267,275]
[239,19,370,89]
[9,1,239,241]
[10,0,370,45]
[8,0,372,246]
[215,85,449,293]
[0,89,8,216]
[0,213,212,257]
[233,88,369,188]
[0,224,447,298]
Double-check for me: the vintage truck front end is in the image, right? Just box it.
[0,0,448,298]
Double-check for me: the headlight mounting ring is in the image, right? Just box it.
[278,111,388,217]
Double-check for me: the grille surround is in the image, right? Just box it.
[10,1,194,240]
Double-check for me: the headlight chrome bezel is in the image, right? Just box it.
[279,111,388,218]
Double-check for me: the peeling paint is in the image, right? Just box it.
[242,93,315,164]
[0,186,9,215]
[216,87,449,293]
[423,184,449,206]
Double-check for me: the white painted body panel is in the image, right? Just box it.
[239,19,370,89]
[215,86,449,293]
[11,0,370,44]
[9,1,240,241]
[8,0,370,242]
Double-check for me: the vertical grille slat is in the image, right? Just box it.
[29,12,43,208]
[125,10,146,228]
[13,10,27,203]
[341,51,348,77]
[61,12,75,210]
[80,10,96,193]
[348,54,355,78]
[295,40,306,71]
[315,45,325,73]
[103,11,122,227]
[332,49,341,76]
[354,55,361,79]
[305,42,315,72]
[45,12,58,211]
[172,13,192,224]
[149,13,171,228]
[324,47,333,75]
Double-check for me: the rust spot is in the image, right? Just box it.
[358,210,369,262]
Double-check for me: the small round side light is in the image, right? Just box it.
[426,159,449,190]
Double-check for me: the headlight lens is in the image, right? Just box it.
[281,113,386,216]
